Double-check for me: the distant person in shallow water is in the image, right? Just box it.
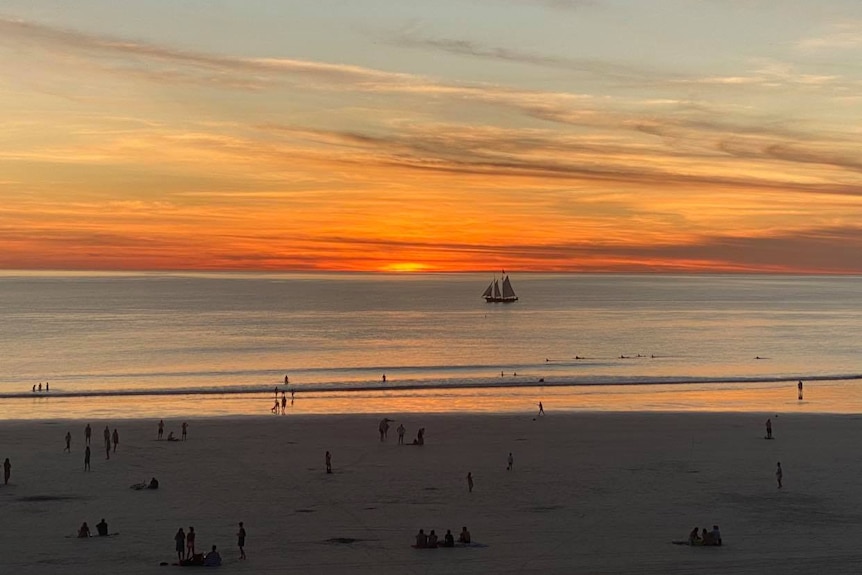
[798,380,803,400]
[281,392,287,414]
[382,374,386,383]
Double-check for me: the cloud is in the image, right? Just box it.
[798,22,862,51]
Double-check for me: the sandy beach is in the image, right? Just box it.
[3,411,862,574]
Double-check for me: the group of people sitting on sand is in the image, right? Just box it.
[688,525,722,546]
[414,526,470,548]
[177,545,222,567]
[77,518,110,538]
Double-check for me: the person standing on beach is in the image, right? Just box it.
[281,392,287,414]
[65,431,72,452]
[467,472,473,493]
[765,418,773,439]
[186,526,196,559]
[174,528,186,562]
[85,423,91,445]
[103,425,110,448]
[3,457,10,485]
[538,402,545,416]
[507,452,514,471]
[237,522,247,559]
[776,461,783,488]
[181,422,188,440]
[798,381,803,400]
[112,429,119,452]
[84,446,91,471]
[326,451,332,474]
[397,424,405,445]
[158,419,164,440]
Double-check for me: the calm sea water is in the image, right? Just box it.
[2,272,862,418]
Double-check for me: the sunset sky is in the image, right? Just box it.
[2,1,862,272]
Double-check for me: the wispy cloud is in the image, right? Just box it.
[798,22,862,51]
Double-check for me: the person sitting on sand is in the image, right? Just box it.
[427,530,438,548]
[203,545,222,566]
[443,529,455,547]
[459,526,471,544]
[688,527,700,545]
[96,518,108,536]
[148,477,159,489]
[78,522,91,538]
[711,525,722,546]
[701,528,714,545]
[167,432,178,441]
[415,528,428,548]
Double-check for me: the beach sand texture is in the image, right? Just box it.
[2,412,862,574]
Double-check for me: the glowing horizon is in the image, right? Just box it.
[2,2,862,273]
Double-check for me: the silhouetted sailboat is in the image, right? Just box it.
[482,272,518,303]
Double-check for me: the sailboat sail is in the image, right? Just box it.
[482,282,494,298]
[482,272,518,303]
[501,276,516,299]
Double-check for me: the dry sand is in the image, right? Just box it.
[2,411,862,574]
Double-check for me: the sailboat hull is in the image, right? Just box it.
[484,296,518,303]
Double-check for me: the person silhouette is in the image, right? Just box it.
[765,418,773,439]
[507,452,514,471]
[65,431,72,452]
[112,429,119,452]
[158,419,164,440]
[85,423,91,445]
[326,451,332,474]
[181,422,188,440]
[797,381,803,400]
[3,457,10,485]
[237,522,247,559]
[467,471,473,493]
[84,446,91,471]
[776,461,783,488]
[175,528,186,562]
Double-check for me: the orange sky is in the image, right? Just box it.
[2,3,862,273]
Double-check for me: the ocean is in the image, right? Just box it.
[2,271,862,419]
